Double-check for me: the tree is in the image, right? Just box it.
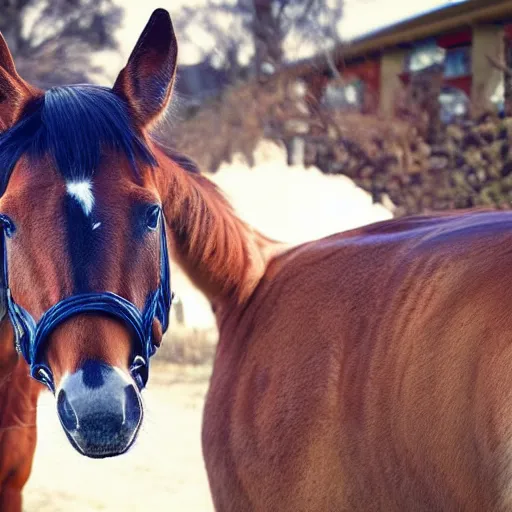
[0,0,123,89]
[252,0,343,78]
[173,0,343,84]
[169,0,345,170]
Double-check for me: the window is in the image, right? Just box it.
[439,86,469,122]
[405,40,472,79]
[444,46,471,78]
[405,40,445,73]
[321,80,364,110]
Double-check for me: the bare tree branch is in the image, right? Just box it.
[174,0,344,84]
[0,0,122,88]
[487,54,512,77]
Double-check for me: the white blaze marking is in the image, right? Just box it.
[66,180,94,216]
[92,222,101,230]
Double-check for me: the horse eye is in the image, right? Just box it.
[146,205,161,231]
[0,215,16,238]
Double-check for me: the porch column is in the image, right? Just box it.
[379,49,406,115]
[471,24,504,110]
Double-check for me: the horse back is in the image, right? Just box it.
[203,210,512,511]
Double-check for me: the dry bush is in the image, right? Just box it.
[169,73,310,171]
[168,61,512,217]
[307,106,512,216]
[170,82,264,172]
[393,63,445,143]
[169,67,426,177]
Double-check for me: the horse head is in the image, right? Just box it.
[0,9,178,458]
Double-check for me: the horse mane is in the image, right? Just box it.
[161,151,268,301]
[152,141,201,175]
[143,132,273,301]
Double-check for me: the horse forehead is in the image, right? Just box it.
[3,156,155,218]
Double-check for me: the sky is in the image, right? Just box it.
[339,0,465,40]
[95,0,463,83]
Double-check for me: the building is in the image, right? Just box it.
[287,0,512,120]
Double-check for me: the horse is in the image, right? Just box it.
[2,7,512,512]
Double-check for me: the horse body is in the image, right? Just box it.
[203,210,512,511]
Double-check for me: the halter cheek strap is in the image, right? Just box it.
[0,212,173,392]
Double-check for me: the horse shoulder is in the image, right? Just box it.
[202,236,375,511]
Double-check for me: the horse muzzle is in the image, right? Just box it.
[56,360,143,458]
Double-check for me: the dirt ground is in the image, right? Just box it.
[23,362,215,512]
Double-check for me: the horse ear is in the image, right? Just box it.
[0,33,17,77]
[113,9,178,128]
[0,33,38,131]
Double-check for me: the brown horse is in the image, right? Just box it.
[1,7,512,512]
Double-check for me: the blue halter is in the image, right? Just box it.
[0,211,173,393]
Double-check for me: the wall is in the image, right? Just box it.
[470,24,504,108]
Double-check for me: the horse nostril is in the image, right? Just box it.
[57,389,79,432]
[124,384,142,425]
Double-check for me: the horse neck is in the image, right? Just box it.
[160,160,285,306]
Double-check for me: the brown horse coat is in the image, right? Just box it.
[203,209,512,511]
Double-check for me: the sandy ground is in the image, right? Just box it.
[23,362,215,512]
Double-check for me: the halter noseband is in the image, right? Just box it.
[0,211,173,392]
